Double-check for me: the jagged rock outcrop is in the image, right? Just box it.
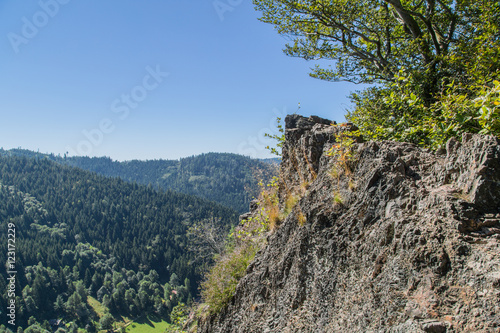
[199,115,500,333]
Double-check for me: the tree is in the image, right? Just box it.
[169,273,180,288]
[67,323,78,333]
[28,317,37,327]
[75,280,87,302]
[186,218,227,271]
[54,295,65,312]
[169,303,188,327]
[254,0,500,147]
[65,290,89,319]
[254,0,499,100]
[99,313,114,331]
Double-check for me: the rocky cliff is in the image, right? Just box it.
[199,115,500,332]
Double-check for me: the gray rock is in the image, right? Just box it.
[198,115,500,333]
[421,321,447,333]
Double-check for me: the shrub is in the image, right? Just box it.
[170,303,189,327]
[347,73,500,150]
[99,313,114,330]
[327,128,357,175]
[264,117,285,156]
[200,242,259,314]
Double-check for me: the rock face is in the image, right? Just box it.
[199,115,500,332]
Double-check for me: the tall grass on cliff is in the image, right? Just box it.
[199,151,312,316]
[200,242,260,315]
[199,178,279,315]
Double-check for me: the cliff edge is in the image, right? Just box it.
[199,114,500,332]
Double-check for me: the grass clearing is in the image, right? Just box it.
[88,296,108,318]
[124,316,173,333]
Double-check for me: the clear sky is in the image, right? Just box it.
[0,0,358,161]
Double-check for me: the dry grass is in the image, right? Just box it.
[268,204,281,231]
[333,191,344,206]
[297,211,307,226]
[302,147,317,181]
[328,165,342,180]
[200,242,259,315]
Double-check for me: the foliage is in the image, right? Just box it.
[0,155,235,328]
[200,242,259,315]
[283,192,300,218]
[264,117,285,156]
[474,81,500,136]
[254,0,500,147]
[99,313,114,330]
[169,303,189,327]
[327,127,357,175]
[198,167,313,315]
[199,176,282,315]
[0,150,278,214]
[333,191,344,207]
[297,211,307,226]
[347,78,500,149]
[257,177,281,230]
[254,0,499,92]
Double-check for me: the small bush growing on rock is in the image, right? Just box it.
[283,193,300,218]
[327,127,357,175]
[200,242,259,315]
[347,77,500,150]
[199,170,314,315]
[259,177,281,230]
[264,117,285,156]
[199,178,278,316]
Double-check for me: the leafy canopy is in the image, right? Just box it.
[254,0,500,147]
[254,0,498,86]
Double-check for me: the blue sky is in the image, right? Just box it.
[0,0,358,160]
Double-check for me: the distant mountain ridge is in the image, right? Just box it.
[0,149,278,213]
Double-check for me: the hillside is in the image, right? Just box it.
[198,115,500,332]
[0,155,238,330]
[0,150,277,213]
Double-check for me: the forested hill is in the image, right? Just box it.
[0,150,278,213]
[0,154,238,329]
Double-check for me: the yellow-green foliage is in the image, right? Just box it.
[347,75,500,150]
[169,303,189,329]
[260,177,280,230]
[199,173,314,315]
[297,210,307,226]
[474,80,500,136]
[283,193,299,218]
[333,191,344,206]
[200,242,259,314]
[327,128,357,175]
[264,117,285,156]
